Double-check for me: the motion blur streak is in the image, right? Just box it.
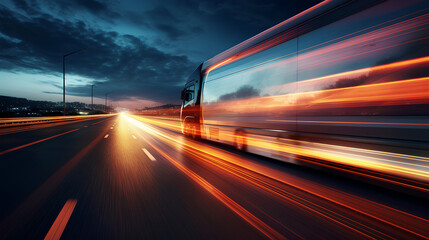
[203,76,429,114]
[44,199,77,240]
[282,56,429,93]
[205,7,427,74]
[298,10,429,55]
[267,119,429,126]
[124,114,429,239]
[237,133,428,187]
[132,115,429,190]
[0,128,79,155]
[155,146,286,240]
[297,15,429,69]
[126,119,287,240]
[204,0,333,74]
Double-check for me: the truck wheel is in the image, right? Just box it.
[185,121,197,139]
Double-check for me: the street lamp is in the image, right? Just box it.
[105,93,109,112]
[63,48,86,116]
[90,83,103,111]
[91,84,94,110]
[105,92,114,113]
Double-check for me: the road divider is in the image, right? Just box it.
[0,115,113,128]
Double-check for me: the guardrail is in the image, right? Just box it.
[0,114,113,128]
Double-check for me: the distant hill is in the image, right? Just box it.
[0,95,110,117]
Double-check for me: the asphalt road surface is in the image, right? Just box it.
[0,114,428,239]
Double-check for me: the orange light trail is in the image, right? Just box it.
[299,36,429,72]
[44,199,77,240]
[297,9,429,55]
[129,115,429,187]
[124,114,429,239]
[295,56,429,87]
[125,118,287,240]
[204,0,332,74]
[204,9,428,75]
[267,119,429,126]
[297,14,429,70]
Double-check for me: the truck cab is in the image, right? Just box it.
[180,64,203,138]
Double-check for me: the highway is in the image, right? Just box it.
[0,114,428,239]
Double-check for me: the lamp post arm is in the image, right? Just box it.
[62,47,86,116]
[64,48,86,58]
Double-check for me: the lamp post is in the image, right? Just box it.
[63,48,86,116]
[105,93,108,112]
[104,92,114,113]
[90,83,103,111]
[91,84,94,110]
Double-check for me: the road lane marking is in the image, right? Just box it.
[0,128,80,155]
[44,199,77,240]
[132,135,137,139]
[104,134,109,139]
[142,148,156,161]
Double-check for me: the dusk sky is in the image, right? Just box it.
[0,0,320,109]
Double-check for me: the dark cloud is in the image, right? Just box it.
[9,0,120,24]
[0,4,196,103]
[10,0,41,15]
[196,0,321,26]
[50,0,121,20]
[128,6,203,40]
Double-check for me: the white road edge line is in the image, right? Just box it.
[44,199,77,240]
[132,135,137,139]
[142,148,156,161]
[104,134,109,139]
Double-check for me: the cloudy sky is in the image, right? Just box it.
[0,0,320,108]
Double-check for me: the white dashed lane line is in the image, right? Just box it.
[142,148,156,161]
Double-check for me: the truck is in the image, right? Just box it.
[180,0,429,186]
